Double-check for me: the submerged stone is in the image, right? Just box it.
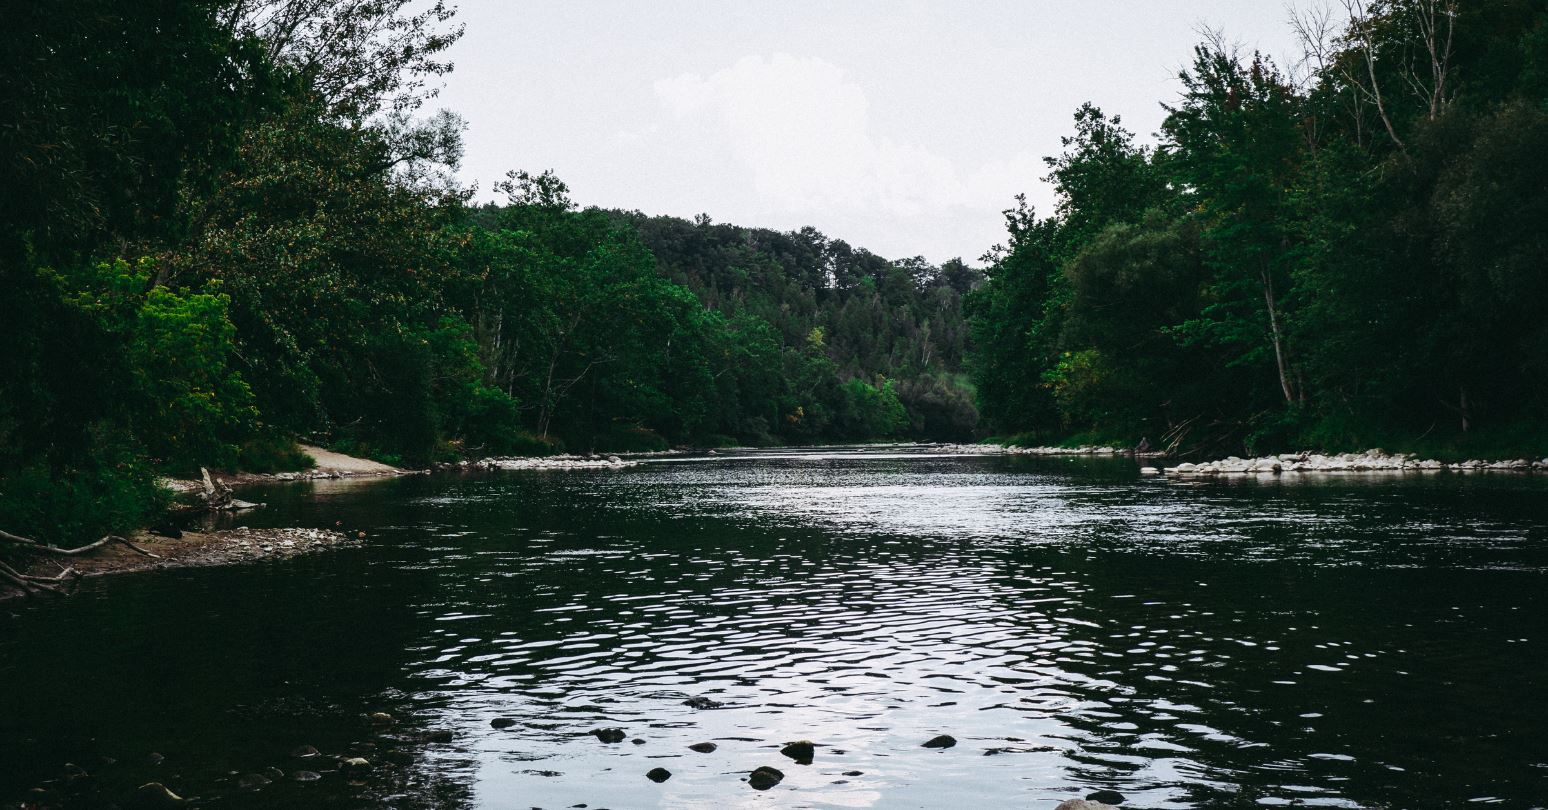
[592,728,627,743]
[681,696,723,709]
[1086,790,1126,804]
[491,717,516,729]
[293,770,322,782]
[237,773,271,790]
[748,765,784,790]
[922,734,957,749]
[688,742,717,753]
[780,740,815,764]
[290,744,320,759]
[646,767,672,783]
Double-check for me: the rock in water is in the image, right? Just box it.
[1086,789,1126,804]
[681,696,723,709]
[290,745,320,759]
[237,773,271,790]
[780,740,816,764]
[748,765,784,790]
[340,757,372,777]
[368,712,395,727]
[130,782,184,808]
[426,729,455,743]
[646,767,672,783]
[592,728,627,743]
[922,734,957,749]
[1056,801,1117,810]
[260,766,284,780]
[293,771,322,782]
[490,717,516,729]
[688,742,718,753]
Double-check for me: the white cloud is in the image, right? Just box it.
[647,53,1042,256]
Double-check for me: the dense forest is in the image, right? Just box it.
[0,0,976,543]
[969,0,1548,458]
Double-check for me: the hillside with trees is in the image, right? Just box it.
[968,0,1548,458]
[0,0,976,545]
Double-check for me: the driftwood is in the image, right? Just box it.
[198,467,260,511]
[0,559,73,596]
[0,529,160,558]
[0,529,162,599]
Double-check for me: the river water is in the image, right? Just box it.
[3,447,1547,809]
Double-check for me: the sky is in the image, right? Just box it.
[437,1,1308,264]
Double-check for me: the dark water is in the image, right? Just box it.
[4,447,1548,809]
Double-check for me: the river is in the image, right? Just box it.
[3,446,1547,808]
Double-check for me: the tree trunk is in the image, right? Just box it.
[1261,268,1297,405]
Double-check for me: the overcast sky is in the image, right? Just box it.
[438,1,1308,264]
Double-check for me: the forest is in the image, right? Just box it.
[0,0,976,543]
[970,0,1548,458]
[3,0,1546,545]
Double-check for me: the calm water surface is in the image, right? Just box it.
[4,447,1548,809]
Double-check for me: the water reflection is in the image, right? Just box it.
[3,448,1547,808]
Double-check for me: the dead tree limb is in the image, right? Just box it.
[0,560,64,596]
[0,530,162,559]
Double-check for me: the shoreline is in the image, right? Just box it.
[1,527,357,602]
[933,443,1167,458]
[3,445,401,602]
[1158,450,1548,476]
[161,444,419,496]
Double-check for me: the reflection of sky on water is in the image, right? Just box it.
[6,447,1547,809]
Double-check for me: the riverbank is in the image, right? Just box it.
[161,444,415,497]
[0,527,356,601]
[932,442,1167,458]
[449,453,640,471]
[1159,449,1548,476]
[2,445,404,601]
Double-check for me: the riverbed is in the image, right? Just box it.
[3,446,1546,808]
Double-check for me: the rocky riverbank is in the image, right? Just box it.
[932,443,1135,456]
[457,454,639,471]
[1159,450,1548,476]
[0,527,357,601]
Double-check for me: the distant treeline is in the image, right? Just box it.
[968,0,1548,458]
[0,1,977,541]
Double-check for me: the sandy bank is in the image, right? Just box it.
[162,444,416,497]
